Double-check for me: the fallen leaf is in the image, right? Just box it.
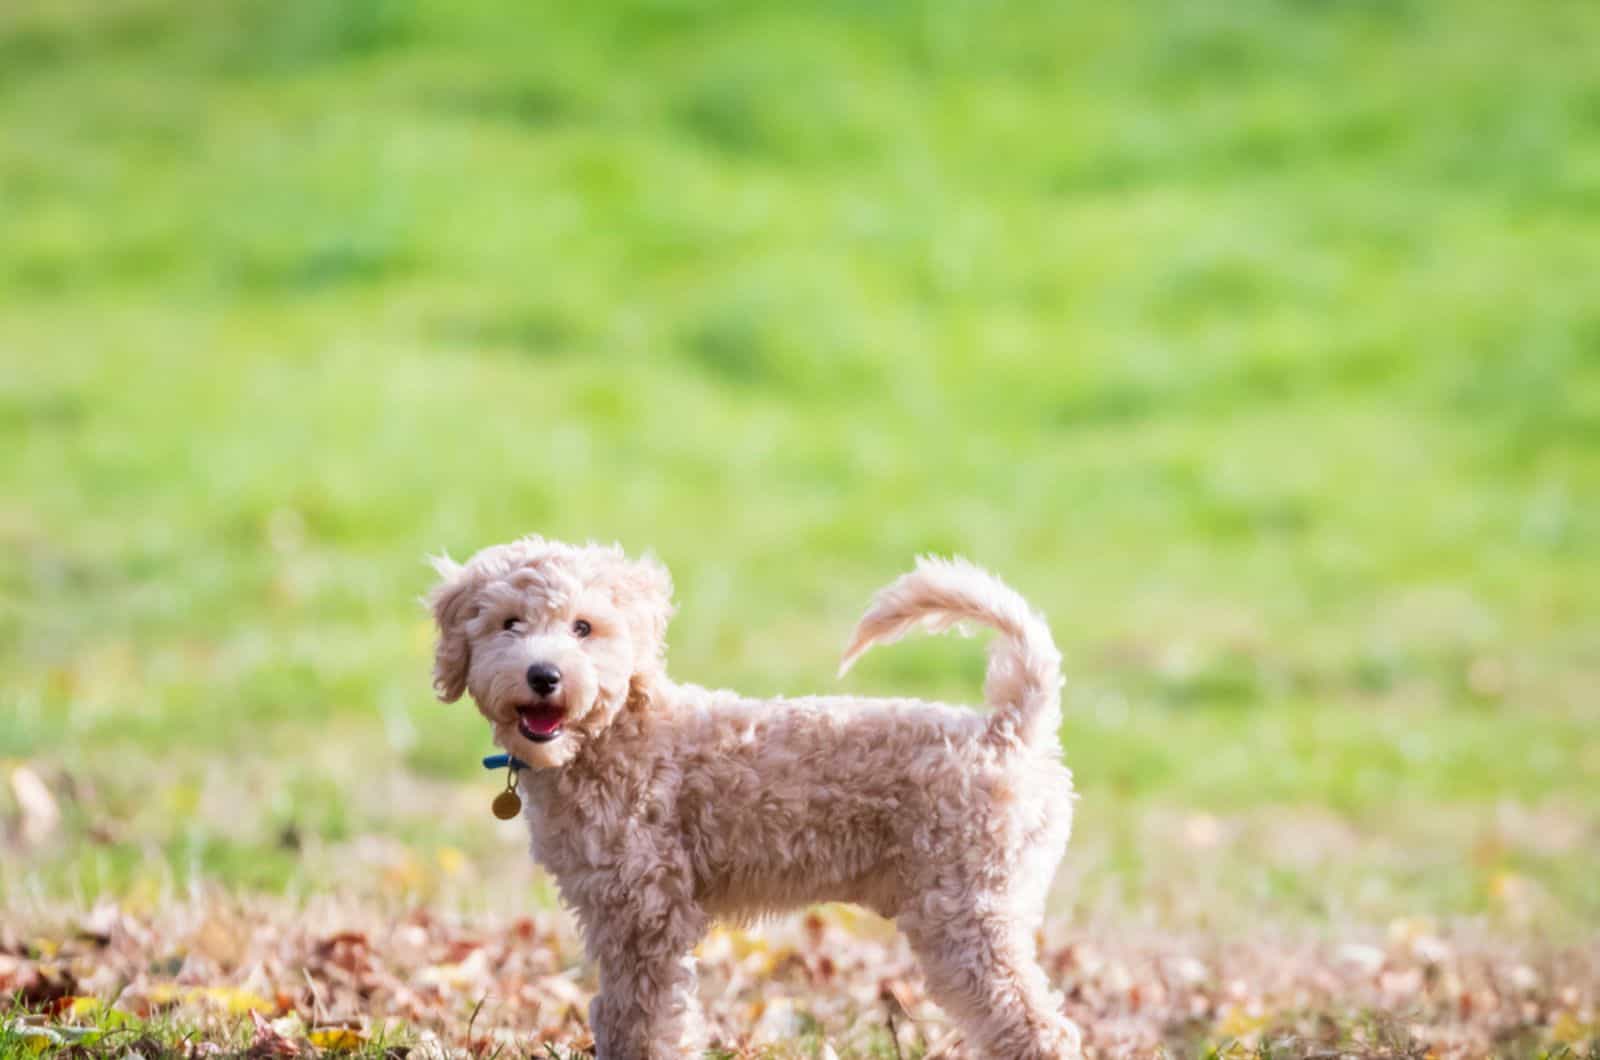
[1214,1004,1267,1040]
[308,1026,368,1051]
[9,766,60,847]
[3,1019,62,1055]
[248,1009,302,1057]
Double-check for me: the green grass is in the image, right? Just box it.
[2,0,1598,930]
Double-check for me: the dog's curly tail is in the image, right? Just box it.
[838,557,1063,753]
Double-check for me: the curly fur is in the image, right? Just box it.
[428,536,1082,1059]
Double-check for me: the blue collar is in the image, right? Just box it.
[482,753,528,772]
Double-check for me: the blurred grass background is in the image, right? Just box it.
[2,0,1597,931]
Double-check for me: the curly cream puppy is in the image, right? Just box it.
[428,536,1081,1059]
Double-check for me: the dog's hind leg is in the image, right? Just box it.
[901,906,1083,1059]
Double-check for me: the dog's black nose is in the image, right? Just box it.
[526,662,561,696]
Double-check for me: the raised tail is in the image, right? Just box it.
[838,557,1063,751]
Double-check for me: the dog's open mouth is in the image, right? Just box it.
[516,704,566,743]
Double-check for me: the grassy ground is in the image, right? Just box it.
[3,897,1596,1059]
[3,0,1599,1053]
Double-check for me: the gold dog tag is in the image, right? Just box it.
[492,788,522,820]
[492,768,522,819]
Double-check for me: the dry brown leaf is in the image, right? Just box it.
[247,1008,302,1057]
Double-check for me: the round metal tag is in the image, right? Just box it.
[492,789,522,820]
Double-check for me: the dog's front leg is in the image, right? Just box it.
[586,892,708,1059]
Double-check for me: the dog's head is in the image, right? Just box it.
[426,536,673,769]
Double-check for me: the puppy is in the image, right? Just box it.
[428,536,1080,1058]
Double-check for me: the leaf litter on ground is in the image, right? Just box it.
[1,894,1595,1058]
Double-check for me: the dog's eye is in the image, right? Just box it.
[503,617,519,632]
[572,619,592,639]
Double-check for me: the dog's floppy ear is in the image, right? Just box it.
[427,555,480,703]
[609,552,675,674]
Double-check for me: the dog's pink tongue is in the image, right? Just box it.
[521,706,564,735]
